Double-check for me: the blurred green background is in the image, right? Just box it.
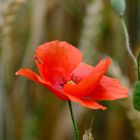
[0,0,140,140]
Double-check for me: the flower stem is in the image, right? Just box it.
[120,16,137,66]
[137,53,140,80]
[68,101,79,140]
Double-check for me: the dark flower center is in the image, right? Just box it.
[71,73,81,84]
[56,73,81,90]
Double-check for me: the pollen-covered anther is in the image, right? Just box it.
[67,80,75,85]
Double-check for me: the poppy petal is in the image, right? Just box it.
[71,62,94,81]
[90,76,128,100]
[64,94,106,110]
[64,58,111,97]
[34,40,82,85]
[15,69,68,100]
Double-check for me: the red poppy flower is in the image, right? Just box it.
[16,40,128,110]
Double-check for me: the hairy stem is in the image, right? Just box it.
[120,16,137,66]
[137,53,140,80]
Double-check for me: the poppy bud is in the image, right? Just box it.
[111,0,126,16]
[133,81,140,110]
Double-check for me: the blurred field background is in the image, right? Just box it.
[0,0,140,140]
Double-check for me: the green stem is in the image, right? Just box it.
[120,16,137,66]
[68,101,79,140]
[137,53,140,80]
